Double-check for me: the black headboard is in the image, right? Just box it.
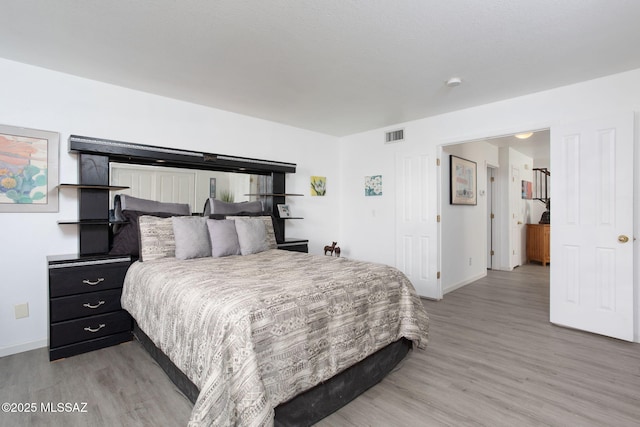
[68,135,296,255]
[69,135,296,174]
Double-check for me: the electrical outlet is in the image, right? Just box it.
[15,303,29,319]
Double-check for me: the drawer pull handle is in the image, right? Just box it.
[82,278,105,286]
[83,301,105,309]
[84,324,106,333]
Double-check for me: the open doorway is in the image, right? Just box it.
[438,115,636,342]
[440,130,550,295]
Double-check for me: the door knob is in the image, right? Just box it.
[618,235,629,243]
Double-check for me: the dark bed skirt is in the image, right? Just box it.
[133,322,412,426]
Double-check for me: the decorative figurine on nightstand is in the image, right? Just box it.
[324,242,337,256]
[324,242,342,257]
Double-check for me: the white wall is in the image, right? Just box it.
[336,139,398,264]
[339,67,640,342]
[3,59,640,355]
[441,142,499,293]
[0,58,340,356]
[492,146,535,270]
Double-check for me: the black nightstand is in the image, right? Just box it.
[47,253,132,361]
[277,238,309,253]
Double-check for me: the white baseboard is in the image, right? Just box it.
[0,339,47,358]
[443,271,488,295]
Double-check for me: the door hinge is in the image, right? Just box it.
[436,158,440,166]
[491,213,495,219]
[491,176,495,182]
[491,250,494,256]
[437,215,441,222]
[437,271,441,279]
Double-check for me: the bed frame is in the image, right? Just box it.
[68,135,414,425]
[134,322,411,426]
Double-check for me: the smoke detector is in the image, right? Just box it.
[446,77,462,87]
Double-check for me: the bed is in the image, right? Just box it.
[120,214,429,426]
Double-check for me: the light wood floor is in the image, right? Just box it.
[2,264,639,426]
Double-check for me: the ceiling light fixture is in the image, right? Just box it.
[515,132,533,139]
[446,77,462,87]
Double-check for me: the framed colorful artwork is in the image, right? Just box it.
[365,175,382,196]
[521,180,533,199]
[449,155,476,205]
[0,124,59,212]
[310,176,326,196]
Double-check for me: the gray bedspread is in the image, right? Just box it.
[121,249,429,426]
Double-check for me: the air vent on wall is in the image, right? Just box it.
[385,129,404,144]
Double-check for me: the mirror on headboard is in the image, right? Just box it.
[68,134,295,254]
[109,162,264,214]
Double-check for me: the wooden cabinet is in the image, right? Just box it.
[526,224,550,266]
[48,254,132,361]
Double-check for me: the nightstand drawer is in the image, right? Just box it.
[49,332,132,361]
[49,262,129,297]
[50,289,123,322]
[50,311,131,348]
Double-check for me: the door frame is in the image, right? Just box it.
[486,165,497,269]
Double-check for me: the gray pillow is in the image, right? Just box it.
[172,217,211,260]
[203,198,263,215]
[206,219,241,257]
[234,217,269,255]
[227,215,277,249]
[114,194,191,221]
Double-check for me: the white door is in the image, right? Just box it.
[550,113,634,341]
[395,150,440,299]
[157,172,195,207]
[110,163,197,212]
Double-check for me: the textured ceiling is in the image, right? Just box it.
[1,1,640,136]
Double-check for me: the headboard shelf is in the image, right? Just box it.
[244,193,304,197]
[59,183,130,191]
[57,219,129,225]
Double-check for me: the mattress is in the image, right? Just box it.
[121,249,429,426]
